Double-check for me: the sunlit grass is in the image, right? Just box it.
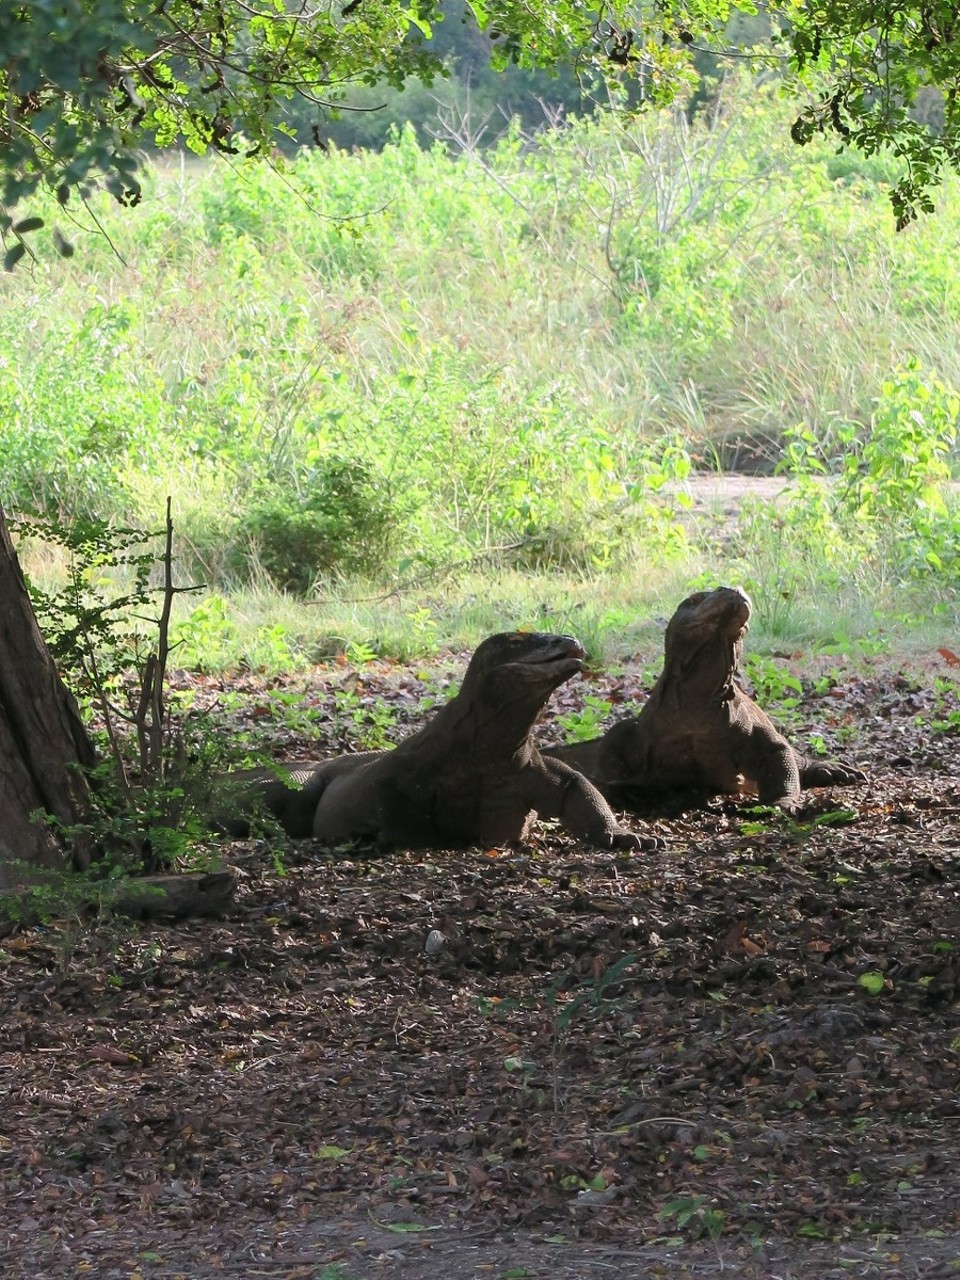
[4,77,960,665]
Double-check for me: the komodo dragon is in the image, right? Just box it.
[546,586,865,813]
[221,631,653,851]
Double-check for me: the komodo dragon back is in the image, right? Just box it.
[214,752,383,838]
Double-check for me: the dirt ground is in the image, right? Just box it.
[2,640,960,1279]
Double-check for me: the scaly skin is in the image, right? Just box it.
[214,754,382,839]
[547,587,865,813]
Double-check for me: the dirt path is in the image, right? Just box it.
[674,474,798,504]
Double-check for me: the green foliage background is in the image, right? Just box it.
[3,76,960,639]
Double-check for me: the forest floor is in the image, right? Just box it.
[2,637,960,1279]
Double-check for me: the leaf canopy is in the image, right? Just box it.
[2,0,960,232]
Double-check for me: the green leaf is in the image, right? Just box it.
[796,1223,828,1238]
[3,242,26,271]
[857,971,886,996]
[810,808,860,828]
[596,951,638,993]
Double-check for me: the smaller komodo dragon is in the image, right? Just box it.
[545,586,865,813]
[221,631,654,851]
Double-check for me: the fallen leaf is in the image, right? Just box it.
[88,1046,139,1065]
[724,921,766,955]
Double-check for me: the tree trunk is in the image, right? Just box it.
[0,505,98,891]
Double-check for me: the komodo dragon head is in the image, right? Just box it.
[458,630,586,710]
[661,586,751,703]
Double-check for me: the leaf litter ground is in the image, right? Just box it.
[2,650,960,1279]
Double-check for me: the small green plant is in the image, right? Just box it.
[795,1222,829,1239]
[407,605,439,649]
[243,622,296,673]
[810,670,843,696]
[857,971,887,996]
[743,654,803,711]
[738,811,776,837]
[929,707,960,733]
[254,689,323,738]
[316,1266,361,1280]
[171,596,242,672]
[926,676,960,733]
[19,512,167,691]
[816,631,889,659]
[15,506,250,878]
[556,694,613,743]
[332,687,399,749]
[345,638,379,666]
[850,363,959,573]
[739,806,859,841]
[477,954,639,1122]
[659,1196,726,1241]
[779,362,960,583]
[549,952,640,1032]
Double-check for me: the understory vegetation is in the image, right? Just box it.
[4,74,960,663]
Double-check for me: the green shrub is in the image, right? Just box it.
[776,361,960,580]
[234,458,397,593]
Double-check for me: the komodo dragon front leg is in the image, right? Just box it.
[524,758,661,850]
[797,757,866,789]
[750,738,865,810]
[753,743,805,811]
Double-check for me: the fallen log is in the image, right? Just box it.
[0,869,236,935]
[108,870,236,920]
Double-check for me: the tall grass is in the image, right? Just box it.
[2,73,960,654]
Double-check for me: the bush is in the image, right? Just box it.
[234,458,397,593]
[776,361,960,580]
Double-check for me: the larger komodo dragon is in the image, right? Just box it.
[221,631,654,851]
[545,586,865,813]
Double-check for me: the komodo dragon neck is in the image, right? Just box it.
[428,687,549,758]
[657,634,743,713]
